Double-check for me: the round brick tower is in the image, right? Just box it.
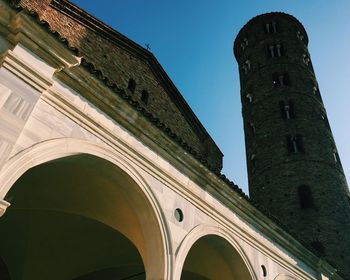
[234,13,350,278]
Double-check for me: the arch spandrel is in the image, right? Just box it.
[0,138,171,280]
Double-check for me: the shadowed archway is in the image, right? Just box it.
[180,235,253,280]
[0,154,165,280]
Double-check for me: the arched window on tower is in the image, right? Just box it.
[240,37,249,50]
[265,21,278,33]
[250,154,257,169]
[313,85,320,97]
[287,134,304,154]
[128,78,136,93]
[249,122,255,135]
[267,44,284,58]
[273,72,290,87]
[279,100,295,119]
[302,54,310,66]
[242,60,251,74]
[246,93,253,103]
[333,150,340,163]
[298,185,314,209]
[296,30,305,42]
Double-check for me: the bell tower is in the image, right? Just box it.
[234,13,350,278]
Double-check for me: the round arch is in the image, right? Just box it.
[0,138,171,279]
[174,224,257,280]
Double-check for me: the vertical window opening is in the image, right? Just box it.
[298,185,314,209]
[272,21,278,33]
[273,73,290,87]
[240,37,248,50]
[276,44,283,57]
[280,100,295,119]
[302,54,310,65]
[313,85,320,97]
[287,134,304,154]
[246,93,253,103]
[284,103,291,119]
[333,149,341,165]
[297,30,304,41]
[268,44,284,58]
[265,21,278,33]
[251,154,256,169]
[141,90,149,105]
[268,45,275,58]
[242,60,251,74]
[128,78,136,93]
[261,265,267,277]
[321,114,331,129]
[249,122,255,135]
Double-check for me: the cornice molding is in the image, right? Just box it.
[5,9,81,69]
[0,49,53,92]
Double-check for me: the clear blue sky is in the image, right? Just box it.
[71,0,350,195]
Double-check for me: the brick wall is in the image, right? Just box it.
[16,0,223,170]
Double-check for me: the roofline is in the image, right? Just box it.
[50,0,221,147]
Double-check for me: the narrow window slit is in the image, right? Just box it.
[141,90,149,105]
[128,78,136,93]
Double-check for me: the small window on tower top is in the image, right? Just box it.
[241,37,248,50]
[265,21,278,33]
[297,30,304,41]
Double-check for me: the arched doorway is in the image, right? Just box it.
[180,234,254,280]
[0,153,166,279]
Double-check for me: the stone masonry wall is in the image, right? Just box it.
[234,13,350,278]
